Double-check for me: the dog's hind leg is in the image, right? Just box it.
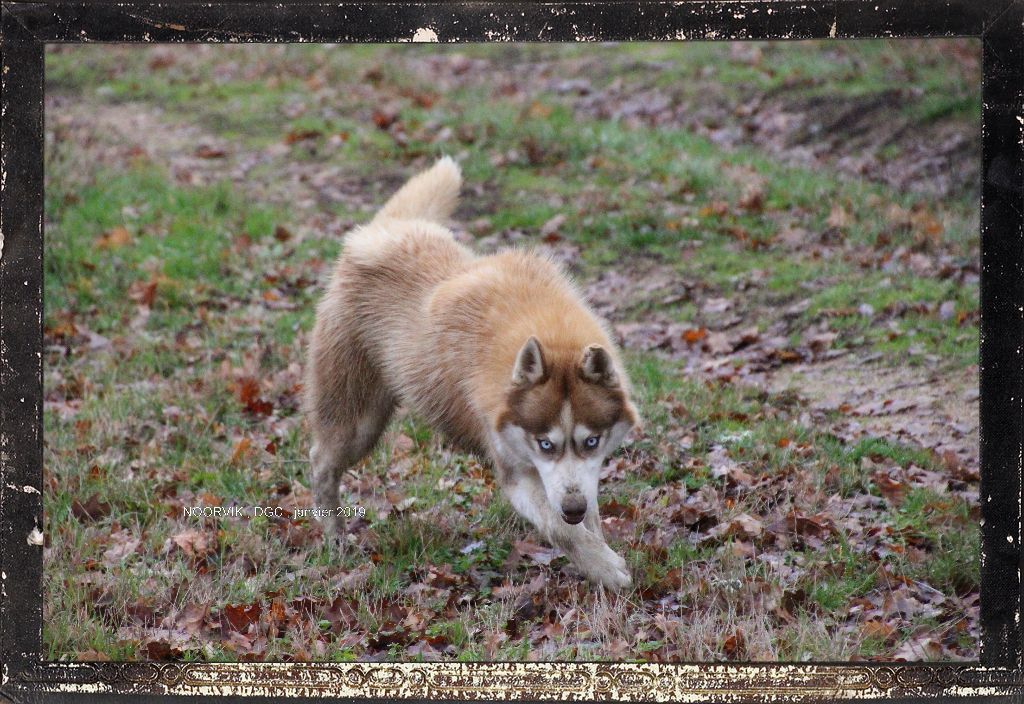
[306,340,394,542]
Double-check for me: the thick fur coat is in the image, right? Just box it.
[305,158,639,589]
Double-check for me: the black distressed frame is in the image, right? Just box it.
[0,1,1022,701]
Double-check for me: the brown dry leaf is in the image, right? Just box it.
[893,634,944,661]
[127,279,159,307]
[738,183,765,212]
[147,52,175,70]
[232,376,273,416]
[527,101,553,119]
[321,595,360,630]
[71,494,112,522]
[230,437,253,465]
[195,145,227,159]
[773,348,803,364]
[699,201,729,218]
[393,433,415,455]
[732,326,761,350]
[710,513,763,541]
[223,602,262,632]
[826,204,852,228]
[702,297,733,315]
[174,602,210,636]
[707,445,741,480]
[600,497,636,519]
[854,398,917,416]
[95,226,132,250]
[482,630,508,659]
[386,492,417,513]
[682,327,708,345]
[332,563,372,592]
[942,450,979,482]
[170,529,213,559]
[732,514,764,539]
[722,631,746,659]
[510,540,561,566]
[102,532,140,567]
[198,492,222,507]
[671,503,718,532]
[141,640,182,660]
[785,510,836,538]
[372,109,398,129]
[426,563,462,589]
[864,622,897,642]
[540,214,567,241]
[871,471,909,504]
[703,332,733,355]
[910,207,944,245]
[806,331,838,353]
[284,129,322,144]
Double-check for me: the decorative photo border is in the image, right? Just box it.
[1,1,1022,700]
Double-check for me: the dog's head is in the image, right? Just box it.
[495,336,639,525]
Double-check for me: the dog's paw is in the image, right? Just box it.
[609,549,628,573]
[595,563,632,592]
[580,545,631,591]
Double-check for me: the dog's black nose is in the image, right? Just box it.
[561,494,587,524]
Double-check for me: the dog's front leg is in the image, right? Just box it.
[499,469,631,591]
[582,503,627,574]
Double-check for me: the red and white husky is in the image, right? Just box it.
[305,158,639,590]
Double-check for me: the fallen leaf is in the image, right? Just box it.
[709,513,763,541]
[703,332,734,355]
[699,201,729,218]
[284,129,322,144]
[540,214,567,242]
[71,494,112,522]
[682,327,708,344]
[862,619,896,641]
[372,109,398,129]
[509,540,561,566]
[827,204,851,228]
[95,226,132,250]
[722,631,746,659]
[170,529,213,559]
[231,376,274,416]
[141,640,182,660]
[195,145,227,159]
[230,437,253,464]
[102,533,140,567]
[871,471,909,504]
[461,540,486,554]
[128,279,159,307]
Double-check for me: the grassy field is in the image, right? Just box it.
[43,41,980,662]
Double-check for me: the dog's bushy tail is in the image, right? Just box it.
[373,156,462,224]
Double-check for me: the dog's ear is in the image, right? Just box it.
[511,336,546,386]
[579,344,619,387]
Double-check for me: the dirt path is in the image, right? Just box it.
[768,358,978,471]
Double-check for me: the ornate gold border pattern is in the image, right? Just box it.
[11,662,1024,700]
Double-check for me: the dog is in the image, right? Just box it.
[304,157,639,590]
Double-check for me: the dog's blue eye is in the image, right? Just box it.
[584,435,601,449]
[537,438,554,452]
